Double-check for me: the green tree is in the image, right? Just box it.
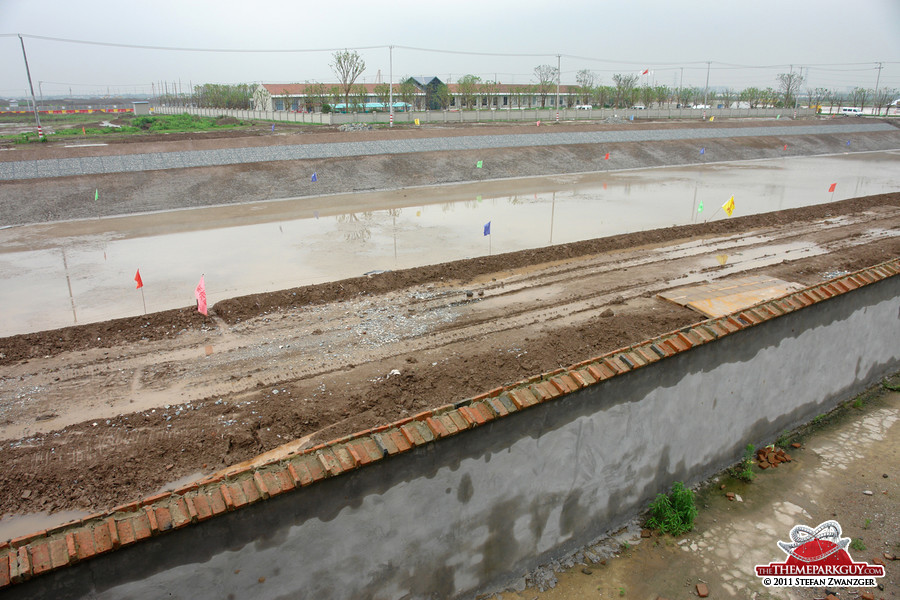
[329,86,343,111]
[639,85,654,108]
[398,78,417,111]
[457,74,481,109]
[480,79,500,109]
[654,85,670,108]
[330,49,366,114]
[373,83,391,110]
[719,88,736,108]
[740,87,762,108]
[433,82,451,109]
[534,64,559,108]
[350,84,368,112]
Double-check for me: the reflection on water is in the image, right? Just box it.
[0,151,898,337]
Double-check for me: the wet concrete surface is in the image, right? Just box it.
[0,150,898,337]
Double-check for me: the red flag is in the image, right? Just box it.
[828,183,837,193]
[604,152,610,160]
[82,126,86,135]
[134,269,143,289]
[641,69,649,75]
[195,275,208,316]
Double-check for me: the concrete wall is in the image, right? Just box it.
[2,264,898,599]
[151,105,816,125]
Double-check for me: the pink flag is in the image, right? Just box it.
[134,269,143,289]
[195,275,208,316]
[641,69,649,75]
[828,183,837,193]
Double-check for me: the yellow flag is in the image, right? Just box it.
[716,254,729,266]
[709,116,715,122]
[414,118,420,126]
[722,195,735,217]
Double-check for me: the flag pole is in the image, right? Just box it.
[489,232,492,256]
[140,287,146,315]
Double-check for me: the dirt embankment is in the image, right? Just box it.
[0,119,898,521]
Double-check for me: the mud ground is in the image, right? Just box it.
[0,119,898,549]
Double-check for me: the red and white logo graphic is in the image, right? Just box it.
[756,520,884,587]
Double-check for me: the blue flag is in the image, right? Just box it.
[483,221,491,236]
[846,140,851,146]
[271,124,275,131]
[311,172,317,182]
[700,147,705,155]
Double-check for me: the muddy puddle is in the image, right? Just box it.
[1,151,898,337]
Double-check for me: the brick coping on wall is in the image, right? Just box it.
[1,258,898,588]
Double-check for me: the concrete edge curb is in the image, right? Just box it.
[1,257,898,588]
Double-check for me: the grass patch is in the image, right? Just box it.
[1,113,249,142]
[646,481,697,535]
[850,538,866,551]
[728,444,756,482]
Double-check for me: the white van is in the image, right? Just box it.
[839,107,863,116]
[575,105,592,110]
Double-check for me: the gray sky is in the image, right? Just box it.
[1,0,898,98]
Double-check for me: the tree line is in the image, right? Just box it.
[158,51,898,115]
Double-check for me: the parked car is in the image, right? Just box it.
[575,104,592,110]
[632,104,646,110]
[839,107,863,116]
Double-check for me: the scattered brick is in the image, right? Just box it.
[696,582,709,597]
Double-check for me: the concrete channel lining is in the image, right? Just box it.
[0,258,898,598]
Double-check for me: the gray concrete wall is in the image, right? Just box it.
[5,275,898,600]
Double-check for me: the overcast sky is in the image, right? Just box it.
[1,0,898,98]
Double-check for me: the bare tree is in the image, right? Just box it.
[776,71,805,108]
[872,87,897,116]
[576,69,595,105]
[480,79,500,109]
[612,73,638,108]
[849,87,869,110]
[330,50,366,113]
[534,64,559,108]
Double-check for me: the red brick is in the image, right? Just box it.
[487,386,505,398]
[240,478,262,504]
[74,529,96,561]
[676,332,695,347]
[586,364,606,381]
[413,421,435,442]
[538,380,562,398]
[549,377,570,394]
[141,492,172,507]
[511,388,538,407]
[527,385,550,402]
[668,336,690,352]
[625,351,647,367]
[317,450,344,476]
[252,472,270,499]
[635,346,660,364]
[488,397,510,417]
[456,406,478,426]
[154,507,174,532]
[560,373,580,390]
[425,416,450,438]
[193,493,214,520]
[459,405,486,426]
[49,538,69,569]
[830,280,848,293]
[106,517,120,549]
[345,442,367,465]
[132,512,153,540]
[575,368,596,384]
[603,357,627,375]
[29,543,52,575]
[474,402,496,422]
[112,500,141,514]
[299,456,326,483]
[692,327,715,343]
[218,485,235,511]
[705,322,728,337]
[469,391,490,402]
[333,447,357,471]
[358,438,382,462]
[438,414,460,435]
[116,519,136,545]
[66,532,78,562]
[273,468,297,494]
[227,483,249,508]
[446,411,469,431]
[0,552,9,587]
[401,423,428,445]
[16,547,30,581]
[683,330,705,346]
[389,429,414,452]
[171,498,191,528]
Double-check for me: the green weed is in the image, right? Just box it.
[646,481,697,535]
[850,538,866,551]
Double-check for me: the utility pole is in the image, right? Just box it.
[556,54,561,121]
[18,34,43,139]
[873,61,883,116]
[388,45,393,127]
[703,61,710,106]
[679,67,683,104]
